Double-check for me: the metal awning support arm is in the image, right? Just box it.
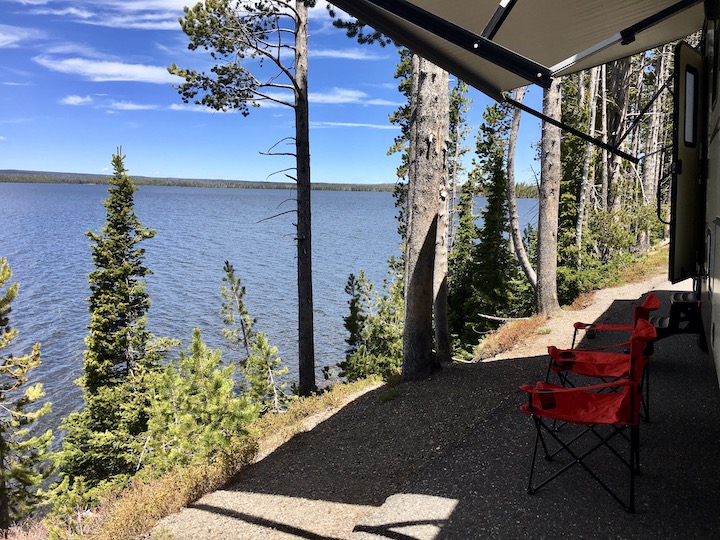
[616,77,672,147]
[503,94,640,164]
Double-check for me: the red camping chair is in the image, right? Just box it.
[520,319,656,513]
[547,303,657,421]
[571,293,660,348]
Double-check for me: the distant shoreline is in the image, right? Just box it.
[0,170,395,193]
[0,170,540,198]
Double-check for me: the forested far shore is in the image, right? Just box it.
[0,170,393,192]
[0,170,539,197]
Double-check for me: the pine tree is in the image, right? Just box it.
[340,269,403,381]
[474,104,515,314]
[244,332,289,413]
[220,261,289,413]
[0,258,53,533]
[448,103,533,353]
[141,329,257,472]
[220,260,257,362]
[343,272,369,360]
[447,179,481,351]
[58,149,158,490]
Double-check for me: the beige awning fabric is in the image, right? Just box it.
[329,0,705,98]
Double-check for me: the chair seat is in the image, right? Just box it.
[573,322,634,332]
[548,346,649,379]
[520,380,642,426]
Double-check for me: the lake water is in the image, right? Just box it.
[0,182,538,428]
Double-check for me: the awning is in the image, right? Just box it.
[329,0,705,99]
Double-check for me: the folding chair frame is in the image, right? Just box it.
[526,403,640,513]
[546,320,654,422]
[571,293,660,348]
[521,320,655,513]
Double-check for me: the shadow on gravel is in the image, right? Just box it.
[187,288,720,539]
[222,356,542,507]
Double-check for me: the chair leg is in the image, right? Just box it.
[642,367,651,423]
[527,418,543,493]
[527,417,638,512]
[629,425,640,513]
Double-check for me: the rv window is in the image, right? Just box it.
[685,66,698,147]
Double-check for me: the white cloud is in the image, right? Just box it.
[21,0,185,31]
[363,97,403,106]
[108,101,158,111]
[30,7,93,19]
[61,95,93,105]
[168,87,401,109]
[0,24,46,48]
[0,135,6,141]
[309,48,387,60]
[33,55,181,83]
[19,0,341,32]
[309,87,401,106]
[311,121,397,130]
[168,103,232,113]
[45,42,109,59]
[310,87,367,104]
[60,95,158,111]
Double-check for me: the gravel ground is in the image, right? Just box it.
[155,272,709,540]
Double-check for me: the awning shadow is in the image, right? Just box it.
[172,287,720,539]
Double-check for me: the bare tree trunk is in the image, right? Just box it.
[576,66,600,257]
[434,162,451,364]
[449,122,461,251]
[600,64,609,211]
[506,86,537,289]
[295,1,315,396]
[607,57,631,212]
[403,55,447,380]
[536,78,562,316]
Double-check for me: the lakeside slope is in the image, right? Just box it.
[155,270,720,540]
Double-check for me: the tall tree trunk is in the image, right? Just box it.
[600,64,609,211]
[294,1,315,396]
[434,170,451,364]
[0,453,9,534]
[506,87,537,289]
[403,55,447,380]
[576,66,600,257]
[449,121,461,252]
[536,78,562,315]
[607,57,631,212]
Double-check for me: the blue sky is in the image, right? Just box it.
[0,0,542,184]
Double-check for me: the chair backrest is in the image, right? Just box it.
[629,318,657,380]
[633,293,660,324]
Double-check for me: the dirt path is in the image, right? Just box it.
[155,271,678,540]
[491,272,674,361]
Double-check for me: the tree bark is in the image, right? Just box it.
[600,64,609,211]
[449,121,461,252]
[536,78,562,316]
[403,55,447,380]
[294,1,315,396]
[576,66,600,257]
[607,57,631,212]
[434,146,451,364]
[506,86,537,289]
